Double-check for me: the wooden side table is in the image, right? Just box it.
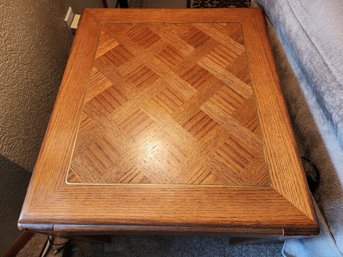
[19,8,318,239]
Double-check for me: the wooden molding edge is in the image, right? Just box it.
[19,186,318,235]
[18,221,319,238]
[241,11,317,225]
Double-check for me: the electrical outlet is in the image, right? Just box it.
[71,14,81,30]
[64,7,74,28]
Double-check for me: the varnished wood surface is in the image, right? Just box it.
[19,9,318,236]
[67,20,267,186]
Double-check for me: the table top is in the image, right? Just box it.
[19,8,318,237]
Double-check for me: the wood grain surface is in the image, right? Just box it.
[66,20,267,186]
[19,9,318,237]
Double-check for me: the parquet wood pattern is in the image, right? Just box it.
[66,21,267,186]
[19,9,317,237]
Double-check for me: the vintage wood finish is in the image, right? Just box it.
[67,20,266,186]
[19,9,318,237]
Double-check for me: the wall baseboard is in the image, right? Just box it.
[0,155,31,255]
[2,232,34,257]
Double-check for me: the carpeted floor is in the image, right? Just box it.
[17,233,283,257]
